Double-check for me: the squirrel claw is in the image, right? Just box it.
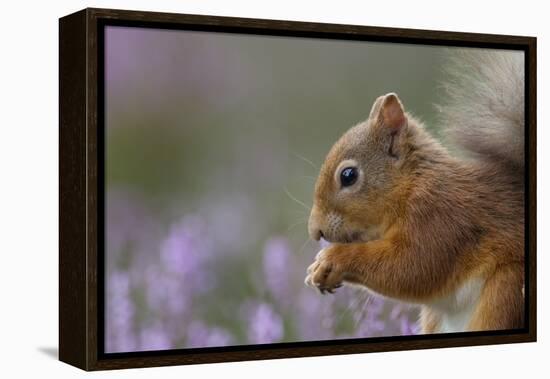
[306,246,345,295]
[317,286,338,294]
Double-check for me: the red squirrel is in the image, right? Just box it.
[305,51,525,333]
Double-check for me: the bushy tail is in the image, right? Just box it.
[438,49,524,172]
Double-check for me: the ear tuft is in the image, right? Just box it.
[378,93,406,133]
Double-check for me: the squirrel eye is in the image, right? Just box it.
[340,167,358,187]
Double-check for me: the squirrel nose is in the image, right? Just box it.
[310,228,323,241]
[308,206,324,241]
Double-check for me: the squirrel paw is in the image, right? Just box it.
[304,248,344,294]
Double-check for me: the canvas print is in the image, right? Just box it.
[103,26,525,353]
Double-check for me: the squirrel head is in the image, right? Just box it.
[308,93,411,243]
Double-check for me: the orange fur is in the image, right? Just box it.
[305,85,524,333]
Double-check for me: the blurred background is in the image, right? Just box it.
[104,25,453,353]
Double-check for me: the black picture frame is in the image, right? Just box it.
[59,7,537,371]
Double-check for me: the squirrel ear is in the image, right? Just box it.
[377,93,407,133]
[368,95,385,120]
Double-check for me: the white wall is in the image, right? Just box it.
[0,0,546,377]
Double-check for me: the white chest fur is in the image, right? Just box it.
[428,278,485,333]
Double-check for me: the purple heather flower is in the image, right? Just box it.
[356,295,387,337]
[388,301,420,335]
[159,215,215,294]
[139,323,172,351]
[144,265,190,316]
[399,314,418,335]
[161,216,205,275]
[186,320,234,348]
[263,237,293,305]
[389,302,406,321]
[105,271,137,353]
[296,288,336,341]
[244,302,284,344]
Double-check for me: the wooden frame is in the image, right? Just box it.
[59,7,537,371]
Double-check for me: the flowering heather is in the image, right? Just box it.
[263,237,293,307]
[186,321,234,348]
[244,302,284,344]
[105,191,420,353]
[139,322,172,351]
[106,271,137,353]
